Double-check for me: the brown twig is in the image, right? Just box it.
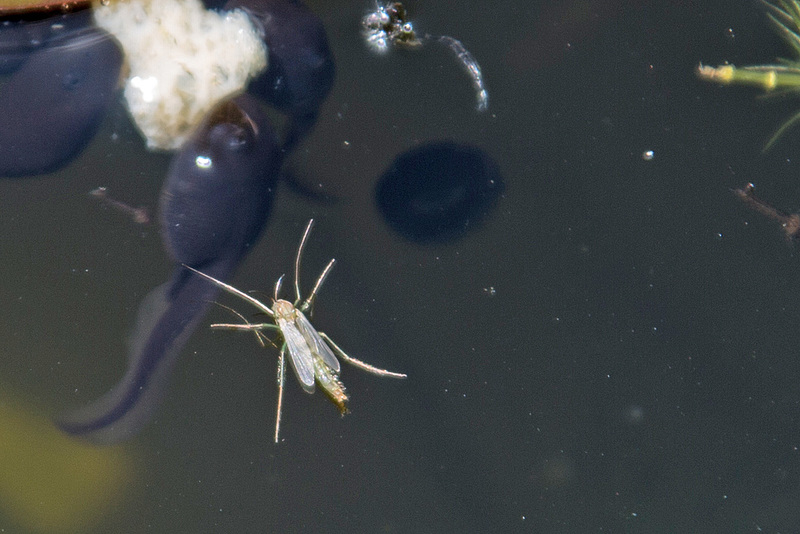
[89,187,150,225]
[733,182,800,241]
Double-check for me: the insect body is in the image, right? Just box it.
[184,219,406,442]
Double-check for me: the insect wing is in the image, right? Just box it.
[295,310,341,373]
[277,316,316,392]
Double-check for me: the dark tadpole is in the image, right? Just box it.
[225,0,335,150]
[0,10,95,74]
[375,142,504,243]
[0,14,122,177]
[0,19,49,74]
[56,94,282,444]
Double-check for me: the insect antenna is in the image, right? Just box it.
[183,264,274,317]
[274,274,285,301]
[248,289,272,301]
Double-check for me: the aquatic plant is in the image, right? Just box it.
[698,0,800,149]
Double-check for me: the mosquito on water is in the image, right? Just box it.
[184,219,407,442]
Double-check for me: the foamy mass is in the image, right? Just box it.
[94,0,268,150]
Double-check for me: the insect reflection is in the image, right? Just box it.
[184,220,407,442]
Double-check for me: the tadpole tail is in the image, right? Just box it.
[55,260,235,444]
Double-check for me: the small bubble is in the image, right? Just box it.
[642,150,654,161]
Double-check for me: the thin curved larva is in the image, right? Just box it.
[361,2,489,112]
[436,34,489,112]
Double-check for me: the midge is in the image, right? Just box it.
[183,219,407,442]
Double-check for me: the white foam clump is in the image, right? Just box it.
[94,0,268,150]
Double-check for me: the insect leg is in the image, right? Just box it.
[275,344,287,443]
[210,324,280,352]
[210,301,272,347]
[210,322,278,330]
[319,332,407,379]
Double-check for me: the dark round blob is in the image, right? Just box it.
[225,0,335,149]
[375,142,504,242]
[161,93,282,272]
[0,19,122,177]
